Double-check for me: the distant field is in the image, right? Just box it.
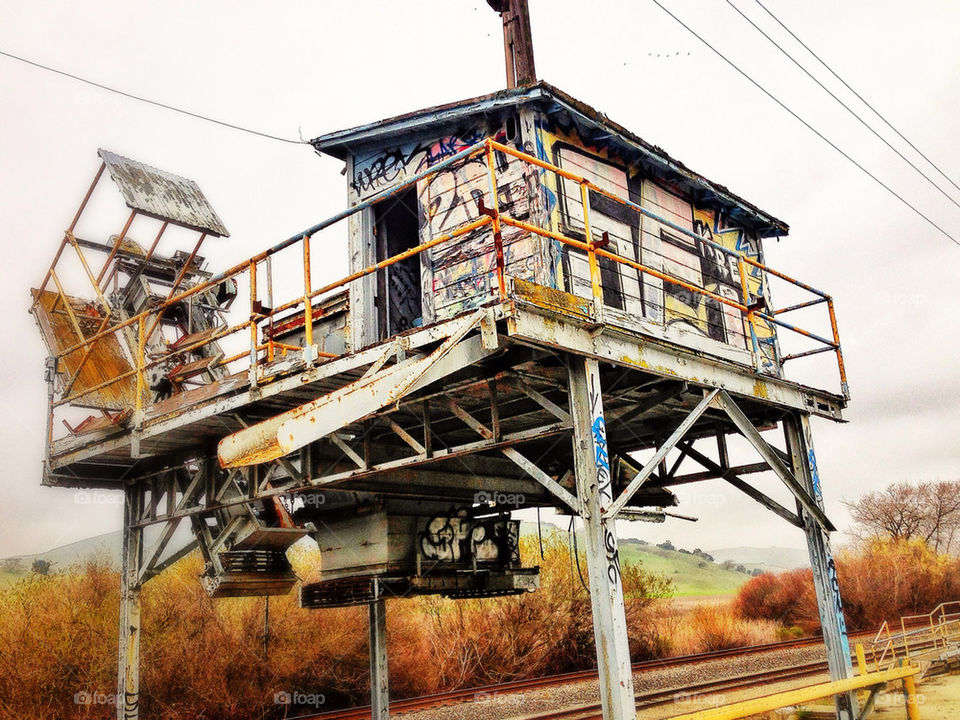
[619,542,751,597]
[0,569,23,588]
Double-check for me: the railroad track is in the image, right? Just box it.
[305,627,916,720]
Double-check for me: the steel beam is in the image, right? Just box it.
[604,389,719,519]
[369,585,389,720]
[117,485,143,720]
[444,397,582,514]
[716,391,835,532]
[785,413,857,720]
[506,305,845,420]
[676,440,802,528]
[567,356,635,720]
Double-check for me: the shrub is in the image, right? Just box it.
[653,602,779,655]
[0,534,673,719]
[735,538,960,632]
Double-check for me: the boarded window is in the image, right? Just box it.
[556,148,643,316]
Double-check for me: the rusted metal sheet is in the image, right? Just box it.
[31,289,141,411]
[98,149,229,237]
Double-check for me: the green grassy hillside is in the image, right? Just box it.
[617,540,752,596]
[520,522,753,597]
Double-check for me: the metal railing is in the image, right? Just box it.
[43,138,848,435]
[868,601,960,671]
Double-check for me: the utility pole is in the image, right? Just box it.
[487,0,537,87]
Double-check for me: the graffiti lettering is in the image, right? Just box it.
[604,527,621,585]
[588,374,613,506]
[352,130,484,196]
[418,511,520,566]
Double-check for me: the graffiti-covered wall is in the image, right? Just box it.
[531,112,778,371]
[346,108,778,371]
[349,119,553,327]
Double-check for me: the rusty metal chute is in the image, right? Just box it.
[31,289,144,411]
[217,309,492,468]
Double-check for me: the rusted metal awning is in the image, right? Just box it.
[98,149,229,237]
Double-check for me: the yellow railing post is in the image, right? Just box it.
[827,297,848,397]
[855,642,868,704]
[579,180,603,318]
[303,235,313,363]
[902,670,922,720]
[484,140,507,300]
[135,315,145,416]
[737,256,761,369]
[249,261,259,387]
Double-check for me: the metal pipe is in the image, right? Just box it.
[774,297,828,315]
[499,215,748,312]
[136,316,145,415]
[35,162,106,305]
[782,346,834,362]
[268,216,494,317]
[580,180,603,305]
[249,263,258,379]
[827,298,849,396]
[95,210,137,285]
[303,235,313,362]
[54,216,492,406]
[488,140,832,298]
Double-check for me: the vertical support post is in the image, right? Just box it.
[567,356,635,720]
[785,413,857,720]
[738,256,761,369]
[303,235,314,364]
[855,642,868,704]
[249,262,259,389]
[490,0,537,88]
[42,357,57,484]
[580,181,604,321]
[369,583,389,720]
[902,672,921,720]
[826,297,849,398]
[117,485,143,720]
[266,256,275,362]
[135,317,145,416]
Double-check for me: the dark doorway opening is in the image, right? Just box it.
[374,188,422,339]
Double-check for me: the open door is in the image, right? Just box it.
[374,187,423,339]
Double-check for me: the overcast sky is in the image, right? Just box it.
[1,0,958,560]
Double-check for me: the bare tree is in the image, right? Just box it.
[845,480,960,554]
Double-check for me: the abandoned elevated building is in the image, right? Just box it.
[33,82,858,720]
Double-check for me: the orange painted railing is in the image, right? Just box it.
[46,138,847,425]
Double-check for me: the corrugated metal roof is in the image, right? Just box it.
[98,149,229,237]
[309,82,788,238]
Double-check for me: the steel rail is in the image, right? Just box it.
[303,628,932,720]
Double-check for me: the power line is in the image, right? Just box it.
[648,0,959,248]
[725,0,960,212]
[752,0,960,197]
[0,48,306,146]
